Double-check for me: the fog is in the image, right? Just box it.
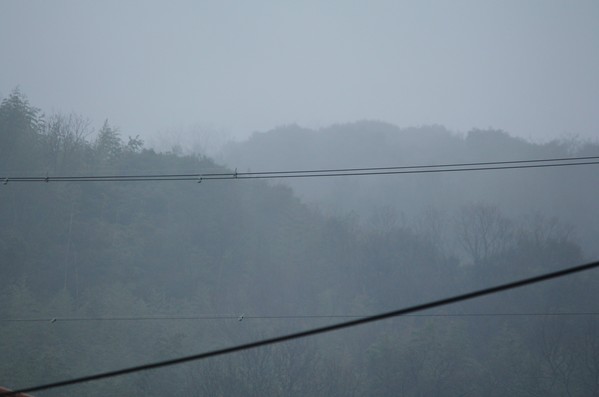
[1,1,599,144]
[221,122,599,258]
[2,1,599,397]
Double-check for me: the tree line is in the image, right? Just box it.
[1,89,598,396]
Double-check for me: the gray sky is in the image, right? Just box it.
[1,0,598,145]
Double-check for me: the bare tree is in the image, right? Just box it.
[517,211,574,247]
[455,202,513,264]
[43,112,91,172]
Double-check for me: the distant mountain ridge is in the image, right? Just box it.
[221,121,599,257]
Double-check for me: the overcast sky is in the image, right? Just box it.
[1,0,598,145]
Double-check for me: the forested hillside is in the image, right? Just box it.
[222,122,599,257]
[1,90,598,396]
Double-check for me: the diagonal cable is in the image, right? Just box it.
[2,259,598,396]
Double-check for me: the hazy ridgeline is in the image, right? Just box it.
[221,121,599,259]
[1,91,599,396]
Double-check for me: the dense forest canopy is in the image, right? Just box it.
[1,90,598,396]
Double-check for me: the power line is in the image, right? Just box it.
[3,259,598,396]
[2,155,599,183]
[239,155,599,176]
[3,312,599,323]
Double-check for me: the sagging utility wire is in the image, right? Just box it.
[1,155,599,183]
[3,312,599,323]
[2,259,598,396]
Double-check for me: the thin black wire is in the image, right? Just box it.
[3,312,599,323]
[2,155,599,183]
[214,161,599,181]
[239,155,599,176]
[3,259,598,396]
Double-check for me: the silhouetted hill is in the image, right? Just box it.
[221,121,599,256]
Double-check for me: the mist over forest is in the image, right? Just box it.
[222,121,599,258]
[1,90,599,396]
